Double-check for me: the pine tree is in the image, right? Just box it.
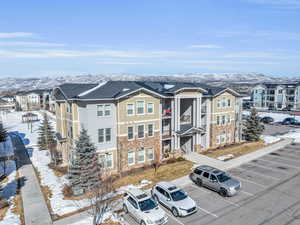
[0,122,7,143]
[68,128,100,195]
[243,108,264,141]
[37,113,56,150]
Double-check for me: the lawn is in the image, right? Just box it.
[202,141,267,160]
[113,159,194,190]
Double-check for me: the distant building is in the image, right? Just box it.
[15,89,53,111]
[53,81,243,170]
[0,97,15,111]
[251,82,300,110]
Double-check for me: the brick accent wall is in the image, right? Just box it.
[210,123,236,148]
[117,131,161,172]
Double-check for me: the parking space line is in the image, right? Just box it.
[240,190,254,196]
[164,211,186,225]
[197,206,218,218]
[237,167,281,181]
[258,158,300,169]
[247,162,290,175]
[267,154,300,163]
[231,175,267,188]
[190,184,211,194]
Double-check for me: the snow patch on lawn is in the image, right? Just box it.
[217,154,234,161]
[69,211,121,225]
[278,129,300,143]
[261,135,281,144]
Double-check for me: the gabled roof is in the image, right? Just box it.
[54,81,241,100]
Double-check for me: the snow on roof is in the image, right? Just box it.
[78,81,107,97]
[164,84,175,90]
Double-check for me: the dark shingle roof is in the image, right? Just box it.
[55,81,241,100]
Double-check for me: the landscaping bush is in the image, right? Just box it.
[48,163,68,176]
[62,184,73,198]
[0,198,9,209]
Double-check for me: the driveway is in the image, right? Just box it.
[123,143,300,225]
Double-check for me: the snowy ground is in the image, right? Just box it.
[0,135,20,225]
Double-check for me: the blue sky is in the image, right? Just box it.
[0,0,300,77]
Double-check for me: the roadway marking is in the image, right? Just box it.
[258,158,300,169]
[231,175,267,188]
[197,206,218,218]
[247,162,290,175]
[240,190,255,196]
[237,166,281,181]
[266,154,300,163]
[164,211,186,225]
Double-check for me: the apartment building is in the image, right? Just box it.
[15,89,54,111]
[53,81,242,171]
[252,82,300,110]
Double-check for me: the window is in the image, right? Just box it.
[217,100,221,108]
[227,115,230,124]
[128,151,135,166]
[97,104,111,116]
[98,129,104,143]
[217,116,220,125]
[105,128,111,142]
[98,153,113,168]
[128,126,134,140]
[138,149,145,163]
[203,172,209,178]
[136,101,145,115]
[147,103,154,114]
[222,115,226,125]
[227,99,231,107]
[128,196,138,209]
[147,149,154,161]
[210,175,217,181]
[104,104,111,116]
[278,90,283,94]
[97,105,104,116]
[127,103,134,115]
[220,131,226,144]
[148,124,154,137]
[138,125,144,138]
[98,128,111,143]
[194,169,202,175]
[222,98,226,108]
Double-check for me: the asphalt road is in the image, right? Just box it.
[123,143,300,225]
[263,123,296,136]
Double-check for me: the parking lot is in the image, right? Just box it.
[123,143,300,225]
[263,123,297,136]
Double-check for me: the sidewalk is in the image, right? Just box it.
[12,134,53,225]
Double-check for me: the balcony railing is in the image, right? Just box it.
[162,108,172,117]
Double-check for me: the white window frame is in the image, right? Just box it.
[136,101,145,115]
[217,99,221,108]
[137,148,145,163]
[105,128,111,143]
[127,126,134,141]
[148,124,154,137]
[98,128,104,143]
[104,104,111,116]
[127,151,135,166]
[137,124,145,139]
[147,102,154,114]
[147,148,154,161]
[97,104,111,117]
[98,153,113,169]
[127,103,134,116]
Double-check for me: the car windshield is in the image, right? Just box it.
[138,198,158,211]
[217,172,231,183]
[170,190,187,201]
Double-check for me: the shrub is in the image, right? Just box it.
[0,198,9,209]
[62,184,73,198]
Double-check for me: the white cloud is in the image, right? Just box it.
[96,60,151,65]
[0,32,34,38]
[188,44,223,49]
[0,41,65,47]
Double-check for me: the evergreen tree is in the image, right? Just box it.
[243,108,264,141]
[68,128,100,194]
[37,113,56,150]
[0,122,7,143]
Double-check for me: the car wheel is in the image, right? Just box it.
[172,207,179,217]
[196,178,203,186]
[154,194,160,203]
[140,220,146,225]
[219,188,227,197]
[123,204,128,213]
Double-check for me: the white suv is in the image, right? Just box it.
[123,189,168,225]
[151,182,197,217]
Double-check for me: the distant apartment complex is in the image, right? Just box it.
[252,82,300,110]
[53,81,242,171]
[15,89,55,112]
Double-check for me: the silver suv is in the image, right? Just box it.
[123,188,168,225]
[190,165,241,197]
[151,182,197,217]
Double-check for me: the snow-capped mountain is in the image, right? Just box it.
[0,73,293,93]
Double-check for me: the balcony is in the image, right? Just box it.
[162,130,171,140]
[162,108,172,118]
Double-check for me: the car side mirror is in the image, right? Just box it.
[167,198,171,201]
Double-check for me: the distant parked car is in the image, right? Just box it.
[151,182,197,217]
[123,189,168,225]
[190,165,241,197]
[260,116,274,124]
[281,117,298,125]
